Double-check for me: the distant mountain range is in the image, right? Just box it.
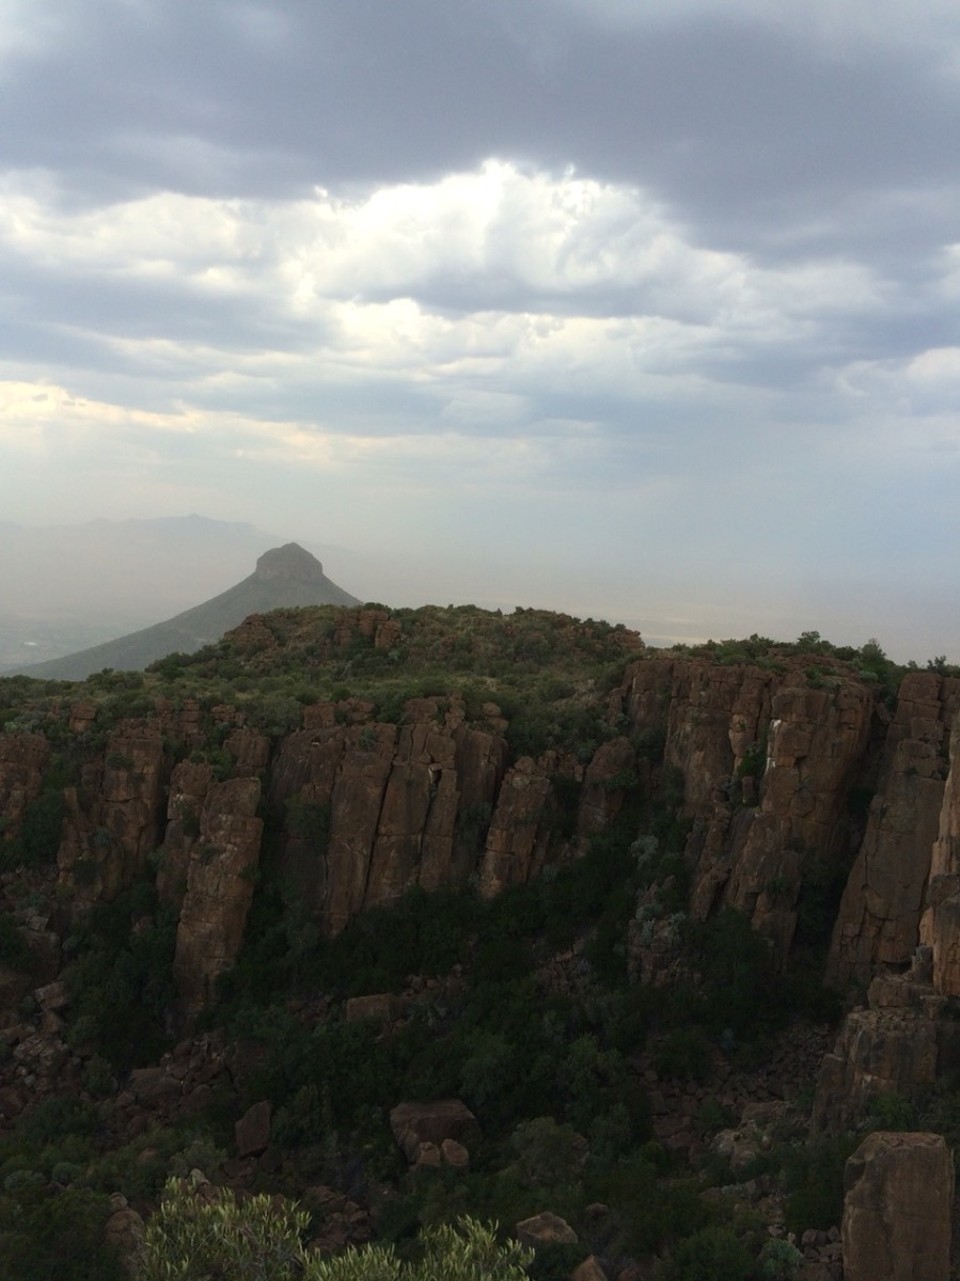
[6,543,360,681]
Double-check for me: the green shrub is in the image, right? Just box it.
[0,1185,124,1281]
[141,1180,533,1281]
[506,1116,586,1188]
[142,1178,309,1280]
[657,1225,752,1281]
[19,789,65,865]
[589,1157,710,1256]
[867,1090,917,1130]
[0,912,33,972]
[757,1238,803,1279]
[654,1028,712,1083]
[684,909,781,1039]
[783,1134,859,1235]
[61,887,178,1070]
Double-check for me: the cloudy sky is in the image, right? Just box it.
[2,0,959,658]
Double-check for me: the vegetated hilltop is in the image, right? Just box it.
[5,543,360,681]
[0,605,959,1279]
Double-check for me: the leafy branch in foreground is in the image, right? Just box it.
[141,1176,534,1281]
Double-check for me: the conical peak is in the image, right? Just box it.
[254,543,326,582]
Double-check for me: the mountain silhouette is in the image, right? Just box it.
[8,543,360,681]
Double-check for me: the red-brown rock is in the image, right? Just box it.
[235,1100,271,1158]
[842,1131,953,1281]
[172,777,264,1012]
[389,1099,480,1164]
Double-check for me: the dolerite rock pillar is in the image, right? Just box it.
[842,1131,953,1281]
[172,776,263,1014]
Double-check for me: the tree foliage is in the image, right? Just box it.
[141,1178,534,1281]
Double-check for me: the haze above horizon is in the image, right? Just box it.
[2,3,958,663]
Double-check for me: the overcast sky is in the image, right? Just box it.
[2,0,959,658]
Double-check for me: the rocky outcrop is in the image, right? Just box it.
[156,760,216,911]
[617,658,874,959]
[829,674,960,989]
[172,777,264,1013]
[10,635,960,1046]
[516,1211,579,1248]
[811,955,960,1133]
[389,1098,480,1165]
[813,1005,938,1134]
[270,696,509,934]
[235,1100,271,1158]
[103,1195,145,1278]
[842,1131,953,1281]
[813,680,960,1131]
[577,736,636,837]
[921,715,960,995]
[0,731,49,839]
[478,755,557,899]
[57,720,167,904]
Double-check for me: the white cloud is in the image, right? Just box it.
[0,161,896,408]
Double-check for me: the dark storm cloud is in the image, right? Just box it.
[4,1,958,261]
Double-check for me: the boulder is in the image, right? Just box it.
[571,1257,608,1281]
[389,1099,480,1164]
[440,1137,470,1170]
[842,1131,953,1281]
[235,1100,271,1158]
[345,993,401,1024]
[516,1211,578,1248]
[104,1200,145,1277]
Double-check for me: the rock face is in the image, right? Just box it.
[479,754,557,900]
[57,720,167,905]
[8,627,959,1047]
[815,688,960,1131]
[0,731,49,839]
[235,1100,271,1158]
[830,673,960,989]
[842,1131,953,1281]
[813,1000,938,1134]
[922,713,960,995]
[172,777,264,1013]
[253,542,330,583]
[271,695,509,934]
[616,657,873,959]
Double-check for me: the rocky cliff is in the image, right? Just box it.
[2,605,960,1276]
[2,616,954,1027]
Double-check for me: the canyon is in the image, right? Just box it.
[0,603,958,1277]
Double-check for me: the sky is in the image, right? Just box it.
[2,0,959,659]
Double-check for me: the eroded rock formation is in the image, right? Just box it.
[842,1131,953,1281]
[1,626,952,1060]
[815,686,960,1132]
[172,776,264,1013]
[616,657,873,959]
[0,731,49,837]
[57,719,167,905]
[830,673,960,989]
